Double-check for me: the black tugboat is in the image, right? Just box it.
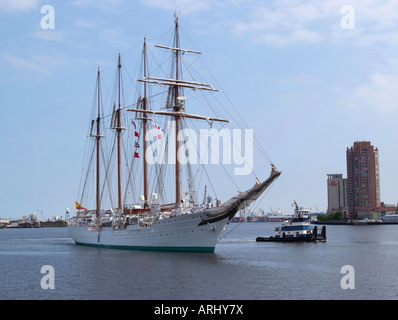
[256,202,326,242]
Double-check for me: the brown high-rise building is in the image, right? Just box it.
[346,141,380,218]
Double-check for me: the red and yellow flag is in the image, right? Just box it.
[75,201,87,211]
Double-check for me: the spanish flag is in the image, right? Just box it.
[75,201,87,211]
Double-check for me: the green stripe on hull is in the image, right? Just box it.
[75,242,215,253]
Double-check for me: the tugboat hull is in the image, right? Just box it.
[256,226,327,242]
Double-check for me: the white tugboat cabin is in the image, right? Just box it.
[256,201,326,242]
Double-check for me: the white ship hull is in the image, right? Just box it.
[68,211,229,253]
[69,165,281,252]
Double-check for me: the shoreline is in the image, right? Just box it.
[312,220,398,225]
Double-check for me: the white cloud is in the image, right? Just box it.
[4,54,45,72]
[231,1,329,46]
[31,30,63,41]
[74,18,97,29]
[292,29,323,43]
[70,0,126,13]
[3,52,66,75]
[99,29,130,48]
[141,0,214,14]
[0,0,38,12]
[256,29,323,46]
[352,73,398,113]
[71,0,124,7]
[231,0,398,47]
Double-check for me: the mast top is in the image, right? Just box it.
[174,10,180,24]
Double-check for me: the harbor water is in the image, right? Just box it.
[1,222,398,300]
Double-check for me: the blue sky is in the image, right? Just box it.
[1,0,398,219]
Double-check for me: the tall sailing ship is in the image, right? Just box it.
[68,14,281,252]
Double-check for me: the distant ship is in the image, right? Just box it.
[68,14,281,252]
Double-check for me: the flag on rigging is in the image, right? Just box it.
[132,121,140,137]
[75,201,87,211]
[134,152,140,158]
[135,141,140,148]
[152,120,164,139]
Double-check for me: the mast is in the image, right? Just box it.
[174,12,181,207]
[96,67,101,219]
[129,13,225,208]
[143,38,149,207]
[117,53,123,210]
